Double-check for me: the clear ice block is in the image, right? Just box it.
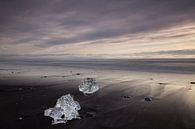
[79,78,99,94]
[44,94,81,125]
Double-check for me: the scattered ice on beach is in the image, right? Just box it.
[18,117,23,120]
[79,78,99,94]
[44,94,81,125]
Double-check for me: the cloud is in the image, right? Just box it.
[0,0,195,58]
[135,49,195,56]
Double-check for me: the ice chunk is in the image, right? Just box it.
[79,78,99,94]
[44,94,81,125]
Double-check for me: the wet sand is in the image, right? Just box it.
[0,66,195,129]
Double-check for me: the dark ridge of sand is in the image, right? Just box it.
[0,75,194,129]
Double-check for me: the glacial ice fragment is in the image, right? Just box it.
[44,94,81,125]
[79,78,99,94]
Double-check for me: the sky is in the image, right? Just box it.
[0,0,195,59]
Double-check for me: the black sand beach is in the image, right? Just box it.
[0,76,194,129]
[0,59,195,129]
